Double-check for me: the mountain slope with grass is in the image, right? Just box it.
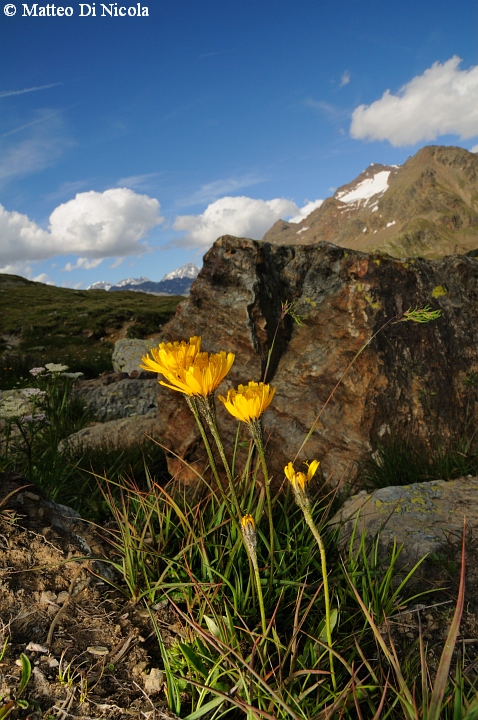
[0,273,183,386]
[263,145,478,258]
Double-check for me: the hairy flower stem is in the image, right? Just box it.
[185,396,237,524]
[241,515,267,637]
[195,396,243,524]
[250,549,267,637]
[248,419,274,599]
[300,501,336,690]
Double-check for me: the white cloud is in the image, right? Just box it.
[174,196,322,247]
[116,172,160,190]
[340,71,351,87]
[350,56,478,146]
[63,257,104,271]
[0,188,163,270]
[32,272,53,284]
[472,144,478,153]
[289,199,323,223]
[49,188,162,258]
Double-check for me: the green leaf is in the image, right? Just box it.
[183,695,225,720]
[18,654,31,696]
[179,643,208,678]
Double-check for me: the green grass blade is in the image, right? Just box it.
[427,520,466,720]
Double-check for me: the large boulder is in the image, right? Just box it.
[154,236,478,485]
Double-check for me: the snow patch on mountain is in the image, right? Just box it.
[335,170,391,204]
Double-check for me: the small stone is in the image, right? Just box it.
[39,591,57,606]
[26,642,49,653]
[87,646,109,656]
[143,667,164,694]
[57,591,69,604]
[132,661,148,676]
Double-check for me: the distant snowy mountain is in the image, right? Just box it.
[161,263,199,281]
[87,263,200,295]
[87,280,113,291]
[114,276,150,288]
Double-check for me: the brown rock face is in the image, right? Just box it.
[153,236,478,486]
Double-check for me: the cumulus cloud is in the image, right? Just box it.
[350,56,478,146]
[0,188,163,270]
[174,196,322,247]
[289,199,323,223]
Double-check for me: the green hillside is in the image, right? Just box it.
[0,274,183,387]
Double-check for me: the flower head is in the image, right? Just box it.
[0,397,30,419]
[45,363,69,373]
[218,381,276,423]
[284,460,320,504]
[140,336,202,376]
[141,336,234,397]
[241,514,257,553]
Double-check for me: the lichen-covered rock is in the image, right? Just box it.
[329,477,477,563]
[155,236,477,485]
[75,375,158,421]
[112,338,161,375]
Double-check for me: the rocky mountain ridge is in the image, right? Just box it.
[87,263,200,295]
[264,145,478,258]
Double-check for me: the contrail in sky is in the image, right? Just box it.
[0,83,62,99]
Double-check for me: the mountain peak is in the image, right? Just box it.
[161,263,200,281]
[262,145,478,258]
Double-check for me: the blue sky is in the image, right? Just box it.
[1,0,477,288]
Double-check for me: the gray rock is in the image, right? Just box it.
[75,375,158,421]
[329,476,477,563]
[112,338,161,375]
[60,415,160,453]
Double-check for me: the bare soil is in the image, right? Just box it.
[0,475,183,720]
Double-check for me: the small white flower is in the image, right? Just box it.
[60,372,84,379]
[45,363,69,373]
[0,397,30,419]
[29,367,46,377]
[21,388,46,398]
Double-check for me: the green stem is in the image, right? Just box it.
[196,396,243,523]
[184,396,236,524]
[246,542,267,636]
[249,420,275,600]
[301,503,336,690]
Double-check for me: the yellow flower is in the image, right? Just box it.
[140,336,202,376]
[218,381,276,423]
[159,350,235,396]
[284,460,320,492]
[141,336,234,397]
